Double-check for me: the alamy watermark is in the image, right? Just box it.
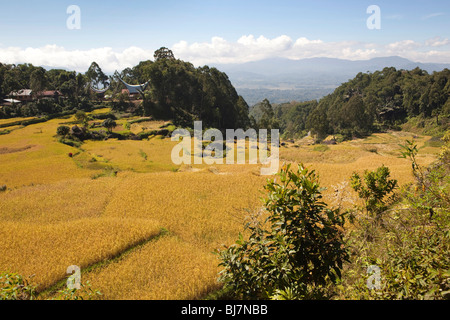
[66,265,81,290]
[367,265,381,290]
[67,5,81,30]
[171,121,279,176]
[367,5,381,30]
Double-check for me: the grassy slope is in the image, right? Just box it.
[0,112,443,299]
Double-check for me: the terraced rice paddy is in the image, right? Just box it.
[0,111,441,299]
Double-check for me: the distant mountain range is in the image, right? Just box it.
[211,56,450,105]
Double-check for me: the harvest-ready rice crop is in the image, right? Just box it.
[0,115,442,299]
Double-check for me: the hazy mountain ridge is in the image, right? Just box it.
[212,56,450,105]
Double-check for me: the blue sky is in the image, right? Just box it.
[0,0,449,72]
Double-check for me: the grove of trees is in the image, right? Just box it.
[250,67,449,140]
[0,48,251,131]
[2,55,449,140]
[306,67,450,140]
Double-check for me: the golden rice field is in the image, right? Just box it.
[0,111,441,299]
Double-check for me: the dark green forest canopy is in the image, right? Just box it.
[251,67,449,140]
[309,67,450,139]
[1,56,449,137]
[126,58,250,129]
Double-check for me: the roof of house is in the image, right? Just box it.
[40,90,62,96]
[119,78,150,94]
[90,85,109,94]
[9,89,32,96]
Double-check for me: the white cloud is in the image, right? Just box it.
[425,37,450,47]
[173,36,383,64]
[386,40,421,51]
[173,36,450,65]
[422,12,445,20]
[1,35,450,72]
[0,45,154,73]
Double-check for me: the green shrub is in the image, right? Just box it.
[139,149,148,161]
[20,117,49,126]
[339,139,450,300]
[123,121,131,131]
[92,166,119,180]
[313,144,330,152]
[341,199,450,300]
[0,129,11,135]
[364,147,378,154]
[51,281,102,300]
[102,118,117,133]
[92,113,117,120]
[217,164,349,299]
[0,272,37,300]
[57,125,70,137]
[351,165,398,217]
[59,138,82,148]
[0,272,102,300]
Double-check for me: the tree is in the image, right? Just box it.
[351,165,398,217]
[153,47,175,61]
[235,95,251,129]
[86,62,109,90]
[306,103,329,142]
[259,99,279,130]
[218,164,349,299]
[0,63,5,100]
[102,118,117,133]
[57,126,70,138]
[340,95,372,137]
[29,68,47,99]
[74,110,88,127]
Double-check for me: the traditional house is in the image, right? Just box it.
[119,78,149,100]
[38,90,62,100]
[8,89,33,102]
[8,89,63,102]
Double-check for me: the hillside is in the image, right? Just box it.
[213,56,450,105]
[251,67,450,141]
[0,108,445,299]
[0,49,251,130]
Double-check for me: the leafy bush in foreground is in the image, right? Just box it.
[217,164,349,299]
[340,136,450,300]
[0,272,102,300]
[51,281,102,300]
[0,272,37,300]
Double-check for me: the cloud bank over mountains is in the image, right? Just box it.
[0,35,449,73]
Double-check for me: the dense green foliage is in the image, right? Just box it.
[0,272,102,300]
[1,49,250,130]
[0,272,37,300]
[102,118,117,133]
[309,67,450,139]
[250,100,318,138]
[250,67,449,140]
[109,53,250,129]
[217,164,349,299]
[340,136,449,300]
[350,165,398,217]
[0,62,93,118]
